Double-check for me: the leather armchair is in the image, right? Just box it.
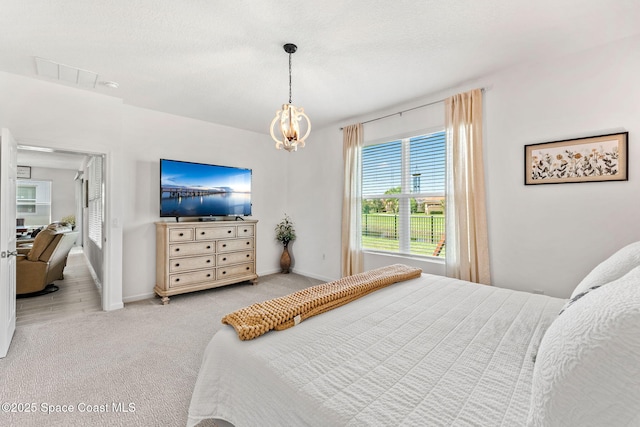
[16,229,80,296]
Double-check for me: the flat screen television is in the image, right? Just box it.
[160,159,252,219]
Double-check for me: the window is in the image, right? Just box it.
[16,180,52,227]
[361,130,445,257]
[87,156,103,248]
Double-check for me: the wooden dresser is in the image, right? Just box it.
[155,220,258,304]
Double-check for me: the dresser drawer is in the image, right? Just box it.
[217,250,254,266]
[217,262,254,279]
[169,269,215,288]
[156,220,258,304]
[169,255,215,273]
[237,225,255,237]
[169,228,194,242]
[169,241,215,258]
[196,226,236,240]
[217,238,254,252]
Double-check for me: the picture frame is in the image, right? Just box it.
[17,165,31,179]
[525,132,628,185]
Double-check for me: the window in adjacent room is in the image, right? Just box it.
[361,130,445,258]
[16,180,52,228]
[87,155,103,249]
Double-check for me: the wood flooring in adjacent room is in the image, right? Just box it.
[16,247,102,326]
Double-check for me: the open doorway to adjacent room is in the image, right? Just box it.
[15,146,105,326]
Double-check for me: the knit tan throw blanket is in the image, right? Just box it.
[222,264,422,340]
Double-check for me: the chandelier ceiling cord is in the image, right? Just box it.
[287,45,293,104]
[270,43,311,152]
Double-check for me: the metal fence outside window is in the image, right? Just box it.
[362,214,445,256]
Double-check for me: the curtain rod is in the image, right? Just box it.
[340,87,485,131]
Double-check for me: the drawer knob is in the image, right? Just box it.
[244,229,248,232]
[175,248,180,252]
[175,278,180,282]
[207,245,211,249]
[175,263,180,267]
[179,233,184,236]
[206,259,211,263]
[222,271,226,275]
[246,254,250,258]
[222,244,227,248]
[201,231,205,235]
[222,257,227,261]
[246,242,250,245]
[207,273,211,277]
[246,267,250,270]
[228,230,232,234]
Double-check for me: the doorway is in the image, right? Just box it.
[15,146,105,324]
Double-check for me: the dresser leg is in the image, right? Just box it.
[160,296,170,305]
[251,277,259,285]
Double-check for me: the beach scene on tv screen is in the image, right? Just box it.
[161,160,251,217]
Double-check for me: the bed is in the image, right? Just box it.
[187,242,640,427]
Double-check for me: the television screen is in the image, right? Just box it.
[160,159,252,218]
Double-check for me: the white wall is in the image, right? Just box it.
[0,72,289,304]
[295,34,640,298]
[2,34,639,302]
[280,124,342,282]
[120,105,289,301]
[483,35,640,297]
[29,167,77,223]
[0,72,124,309]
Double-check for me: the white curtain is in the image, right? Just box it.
[445,89,491,285]
[341,123,364,277]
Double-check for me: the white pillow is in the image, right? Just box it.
[527,265,640,427]
[571,240,640,299]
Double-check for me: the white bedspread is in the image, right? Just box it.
[188,273,565,427]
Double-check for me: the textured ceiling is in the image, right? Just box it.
[1,0,639,140]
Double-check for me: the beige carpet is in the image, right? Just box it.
[0,273,322,427]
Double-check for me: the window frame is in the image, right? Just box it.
[361,127,446,259]
[16,179,52,227]
[87,155,104,249]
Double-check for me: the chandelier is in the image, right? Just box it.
[270,43,311,152]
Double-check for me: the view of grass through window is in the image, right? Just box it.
[362,131,445,257]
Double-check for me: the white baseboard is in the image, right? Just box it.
[82,251,102,295]
[121,269,332,303]
[290,269,336,283]
[122,272,278,303]
[260,268,335,283]
[123,292,157,303]
[105,302,125,310]
[257,268,282,277]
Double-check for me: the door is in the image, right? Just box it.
[0,128,17,358]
